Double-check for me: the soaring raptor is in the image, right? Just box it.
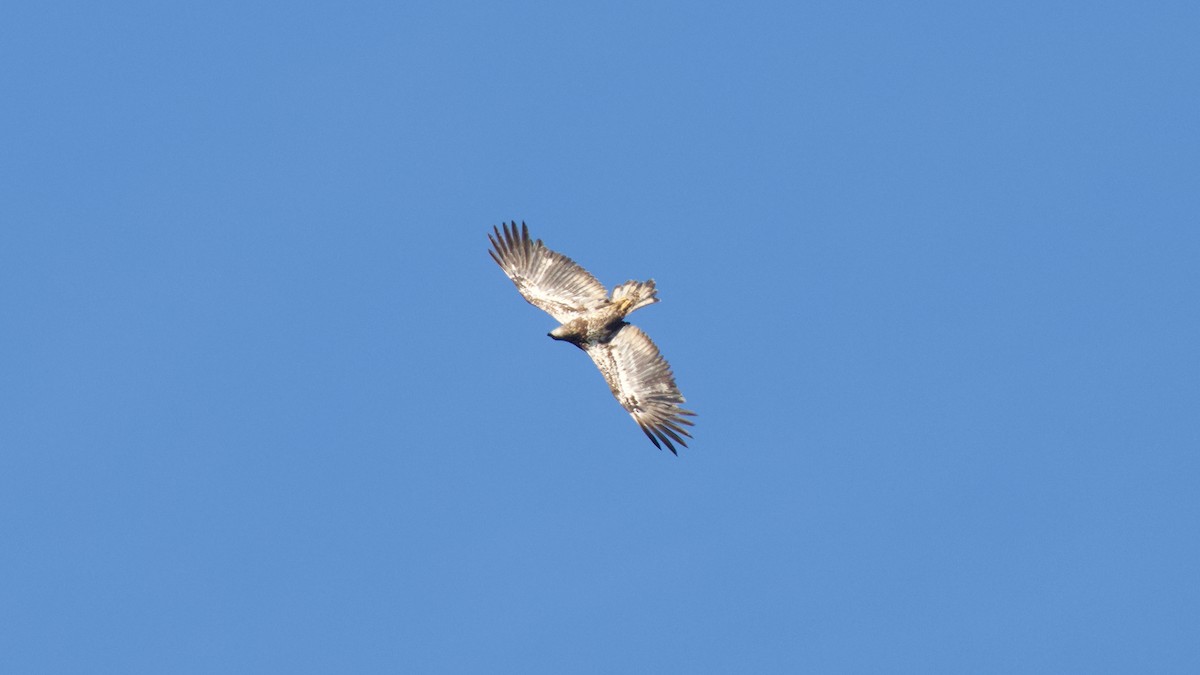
[489,222,696,454]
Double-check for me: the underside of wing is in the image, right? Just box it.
[586,325,696,455]
[488,222,608,322]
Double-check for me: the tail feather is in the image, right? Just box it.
[611,279,659,315]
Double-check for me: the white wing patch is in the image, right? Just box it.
[587,325,695,454]
[488,222,608,323]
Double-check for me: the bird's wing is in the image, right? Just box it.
[586,324,696,454]
[489,222,609,322]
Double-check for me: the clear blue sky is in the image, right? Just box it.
[2,2,1197,672]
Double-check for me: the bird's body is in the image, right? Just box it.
[547,280,656,347]
[488,222,695,454]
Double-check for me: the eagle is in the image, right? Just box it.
[488,221,696,454]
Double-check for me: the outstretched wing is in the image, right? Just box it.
[489,221,608,322]
[586,324,696,454]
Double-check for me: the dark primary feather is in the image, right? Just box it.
[586,325,696,455]
[488,222,608,323]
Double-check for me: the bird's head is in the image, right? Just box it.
[548,319,585,345]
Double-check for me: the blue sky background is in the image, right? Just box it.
[2,1,1198,672]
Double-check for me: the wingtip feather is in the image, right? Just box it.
[639,423,662,450]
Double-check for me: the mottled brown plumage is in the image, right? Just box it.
[488,222,695,454]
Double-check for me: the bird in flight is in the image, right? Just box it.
[488,221,696,454]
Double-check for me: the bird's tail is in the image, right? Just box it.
[611,279,659,316]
